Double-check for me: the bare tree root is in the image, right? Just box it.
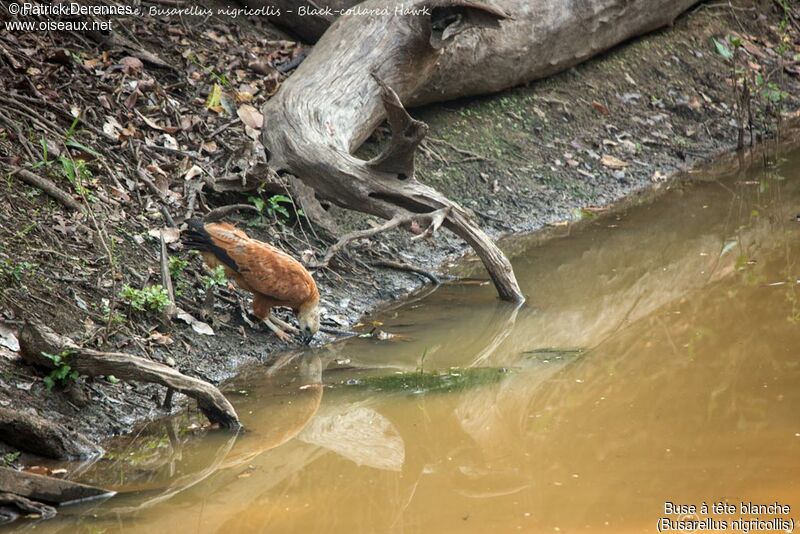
[261,5,525,302]
[370,259,441,285]
[306,208,448,270]
[19,319,241,430]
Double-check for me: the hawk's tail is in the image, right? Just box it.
[181,218,214,252]
[181,218,240,273]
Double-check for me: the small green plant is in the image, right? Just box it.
[248,194,298,223]
[202,266,228,289]
[0,259,34,285]
[3,451,20,466]
[168,257,188,278]
[41,351,79,391]
[28,134,95,200]
[187,53,229,87]
[59,156,95,201]
[120,284,170,313]
[168,256,190,296]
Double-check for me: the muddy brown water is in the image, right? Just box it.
[17,148,800,533]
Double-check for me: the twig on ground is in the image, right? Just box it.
[307,208,450,270]
[159,232,178,319]
[370,259,441,285]
[427,136,488,162]
[10,168,84,212]
[204,203,260,221]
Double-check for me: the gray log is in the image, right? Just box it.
[0,408,102,460]
[0,467,114,506]
[18,319,241,430]
[412,0,701,105]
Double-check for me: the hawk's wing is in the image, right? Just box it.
[205,223,316,305]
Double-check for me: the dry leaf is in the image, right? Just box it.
[237,104,263,129]
[177,310,215,336]
[184,164,205,181]
[148,331,174,345]
[161,134,178,150]
[148,227,180,243]
[600,154,629,169]
[140,114,165,131]
[0,324,19,352]
[120,56,143,74]
[102,116,123,140]
[591,101,610,115]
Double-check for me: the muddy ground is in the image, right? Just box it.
[0,0,799,460]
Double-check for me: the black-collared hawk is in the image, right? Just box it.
[182,218,320,343]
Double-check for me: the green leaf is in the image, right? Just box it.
[65,139,102,158]
[248,195,265,214]
[713,38,733,60]
[271,194,292,205]
[107,375,120,384]
[205,83,223,110]
[43,375,55,391]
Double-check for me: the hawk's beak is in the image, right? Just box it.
[301,331,314,345]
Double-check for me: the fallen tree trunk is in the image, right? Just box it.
[0,467,114,506]
[259,0,698,302]
[19,319,241,430]
[254,0,700,104]
[0,408,102,460]
[410,0,702,105]
[262,1,526,302]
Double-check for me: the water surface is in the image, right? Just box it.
[22,148,800,533]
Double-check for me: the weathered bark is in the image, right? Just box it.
[260,0,700,103]
[0,492,55,523]
[0,467,114,505]
[411,0,701,105]
[19,319,241,430]
[0,408,102,460]
[258,0,354,42]
[262,0,526,302]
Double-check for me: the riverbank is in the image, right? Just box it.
[1,0,799,456]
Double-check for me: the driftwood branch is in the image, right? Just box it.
[12,168,83,212]
[254,0,700,105]
[19,319,241,430]
[307,208,448,269]
[366,75,428,177]
[0,492,56,522]
[0,467,114,506]
[370,259,441,285]
[261,2,524,302]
